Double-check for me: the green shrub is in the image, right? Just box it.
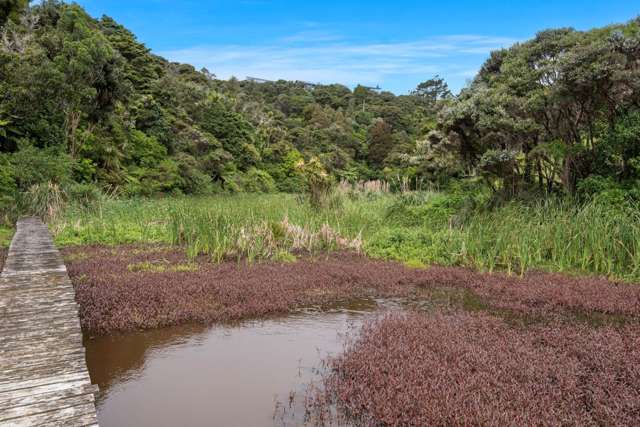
[0,155,16,224]
[276,175,306,193]
[72,158,98,183]
[174,153,214,195]
[123,159,182,196]
[66,183,102,208]
[365,227,460,266]
[385,192,463,228]
[10,143,72,191]
[222,174,243,193]
[240,168,276,193]
[297,157,335,209]
[577,176,619,198]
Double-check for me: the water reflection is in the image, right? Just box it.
[84,299,386,427]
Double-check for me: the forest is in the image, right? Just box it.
[1,0,638,221]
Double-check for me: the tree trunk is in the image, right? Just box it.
[561,154,576,195]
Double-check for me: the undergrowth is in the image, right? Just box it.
[0,226,13,248]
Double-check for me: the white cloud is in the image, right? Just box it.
[281,30,344,43]
[159,34,518,93]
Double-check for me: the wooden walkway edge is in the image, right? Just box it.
[0,218,99,426]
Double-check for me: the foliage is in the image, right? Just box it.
[0,0,439,221]
[437,18,640,197]
[296,157,335,209]
[410,75,452,103]
[0,0,27,26]
[0,225,12,248]
[51,191,640,281]
[1,2,640,221]
[312,311,640,426]
[9,143,72,190]
[16,181,66,221]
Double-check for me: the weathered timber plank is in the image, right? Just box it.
[0,384,97,413]
[0,330,82,348]
[0,380,92,404]
[0,218,98,426]
[0,373,91,394]
[0,359,89,383]
[0,392,96,422]
[0,402,98,426]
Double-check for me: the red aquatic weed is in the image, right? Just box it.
[63,245,640,334]
[414,266,640,317]
[65,246,416,334]
[313,311,640,426]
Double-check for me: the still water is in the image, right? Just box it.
[84,299,395,427]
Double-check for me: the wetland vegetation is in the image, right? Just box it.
[54,191,640,281]
[1,1,640,425]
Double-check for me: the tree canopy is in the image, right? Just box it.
[434,19,640,198]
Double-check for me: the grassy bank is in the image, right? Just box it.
[52,192,640,281]
[368,196,640,280]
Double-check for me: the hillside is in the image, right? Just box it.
[0,1,439,210]
[1,1,640,222]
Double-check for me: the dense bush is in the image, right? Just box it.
[237,168,277,193]
[2,2,638,226]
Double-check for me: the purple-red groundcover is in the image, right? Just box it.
[64,245,640,426]
[307,311,640,426]
[65,245,640,334]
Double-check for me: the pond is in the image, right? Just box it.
[84,298,403,426]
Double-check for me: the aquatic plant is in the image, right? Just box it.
[66,247,413,334]
[66,246,640,335]
[309,312,640,426]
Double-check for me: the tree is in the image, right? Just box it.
[435,17,640,197]
[367,119,394,169]
[412,76,452,103]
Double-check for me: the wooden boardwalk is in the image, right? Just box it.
[0,218,98,426]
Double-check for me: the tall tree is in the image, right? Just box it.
[412,76,452,103]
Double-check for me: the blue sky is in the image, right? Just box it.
[74,0,640,94]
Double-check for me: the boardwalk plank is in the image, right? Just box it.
[0,384,97,412]
[0,392,96,422]
[0,218,98,426]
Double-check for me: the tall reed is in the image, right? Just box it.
[52,192,640,280]
[460,200,640,279]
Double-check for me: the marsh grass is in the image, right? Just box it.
[52,193,640,280]
[15,182,67,222]
[458,199,640,279]
[367,197,640,281]
[53,194,388,261]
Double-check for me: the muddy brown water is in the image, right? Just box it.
[84,298,407,427]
